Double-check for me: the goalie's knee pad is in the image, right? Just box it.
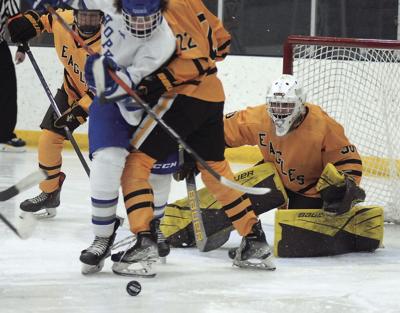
[274,205,384,257]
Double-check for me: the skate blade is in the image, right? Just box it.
[34,208,57,219]
[233,254,276,271]
[81,259,105,275]
[112,260,157,277]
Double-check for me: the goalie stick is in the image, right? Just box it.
[0,169,47,239]
[44,5,269,196]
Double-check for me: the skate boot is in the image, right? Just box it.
[80,217,121,275]
[111,231,158,277]
[20,172,66,218]
[151,218,170,258]
[232,221,276,270]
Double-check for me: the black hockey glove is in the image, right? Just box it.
[54,102,88,131]
[8,11,42,43]
[137,70,174,106]
[173,150,199,182]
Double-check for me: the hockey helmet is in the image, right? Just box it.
[122,0,163,39]
[266,74,306,136]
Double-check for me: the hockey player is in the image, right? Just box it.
[87,0,276,272]
[58,0,178,276]
[167,74,383,258]
[7,7,103,218]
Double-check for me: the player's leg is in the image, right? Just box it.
[0,41,25,152]
[133,95,274,269]
[111,150,158,277]
[187,100,275,269]
[149,154,177,258]
[79,97,133,274]
[20,88,70,218]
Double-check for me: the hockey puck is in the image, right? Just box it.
[126,280,141,296]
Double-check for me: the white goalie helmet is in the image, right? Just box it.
[266,74,306,136]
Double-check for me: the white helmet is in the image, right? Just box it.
[266,74,305,136]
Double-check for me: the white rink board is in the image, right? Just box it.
[10,46,282,133]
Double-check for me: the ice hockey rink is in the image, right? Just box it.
[1,149,400,313]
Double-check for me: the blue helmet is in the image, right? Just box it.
[121,0,163,39]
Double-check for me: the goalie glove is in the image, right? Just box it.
[316,163,366,216]
[54,102,88,130]
[8,10,43,43]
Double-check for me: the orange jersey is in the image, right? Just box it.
[37,10,101,110]
[163,0,231,102]
[224,103,362,198]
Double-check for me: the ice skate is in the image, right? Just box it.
[111,231,158,277]
[232,221,276,270]
[19,172,66,218]
[80,218,121,275]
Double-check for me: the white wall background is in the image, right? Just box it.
[10,46,282,133]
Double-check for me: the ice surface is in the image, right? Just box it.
[0,150,399,313]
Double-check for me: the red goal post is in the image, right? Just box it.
[282,35,400,223]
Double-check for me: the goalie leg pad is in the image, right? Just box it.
[274,205,384,257]
[161,162,287,250]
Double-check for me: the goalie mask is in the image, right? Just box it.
[266,74,306,136]
[121,0,164,39]
[74,9,103,37]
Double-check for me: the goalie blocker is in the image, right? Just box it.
[161,162,383,256]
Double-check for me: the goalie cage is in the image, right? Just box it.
[283,35,400,223]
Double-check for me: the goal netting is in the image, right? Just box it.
[283,35,400,223]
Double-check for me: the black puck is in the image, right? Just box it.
[126,280,141,296]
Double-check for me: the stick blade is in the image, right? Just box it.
[0,170,47,202]
[220,177,271,195]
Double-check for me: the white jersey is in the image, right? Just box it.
[69,0,176,125]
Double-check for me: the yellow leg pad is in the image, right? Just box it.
[274,205,384,257]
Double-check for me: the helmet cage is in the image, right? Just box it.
[122,9,162,39]
[74,10,103,36]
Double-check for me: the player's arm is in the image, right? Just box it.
[316,121,365,215]
[53,90,94,130]
[7,10,43,43]
[201,1,231,61]
[223,108,260,148]
[8,9,73,43]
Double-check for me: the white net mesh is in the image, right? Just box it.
[286,37,400,223]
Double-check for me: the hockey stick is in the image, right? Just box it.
[185,171,208,251]
[23,43,90,177]
[0,169,47,238]
[45,5,269,196]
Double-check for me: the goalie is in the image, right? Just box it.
[163,74,383,257]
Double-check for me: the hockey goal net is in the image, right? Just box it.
[283,35,400,223]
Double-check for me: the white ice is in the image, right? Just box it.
[1,150,400,313]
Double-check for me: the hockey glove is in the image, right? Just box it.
[173,150,199,181]
[8,11,42,43]
[316,163,366,216]
[54,102,88,131]
[137,70,174,106]
[85,54,134,103]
